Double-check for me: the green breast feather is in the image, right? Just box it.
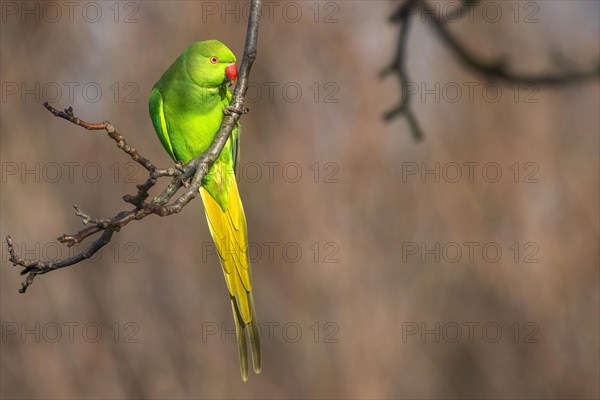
[148,42,239,211]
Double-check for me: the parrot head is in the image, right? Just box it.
[184,40,238,87]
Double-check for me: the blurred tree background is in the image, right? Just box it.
[1,1,598,398]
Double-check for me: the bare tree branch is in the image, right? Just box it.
[381,0,423,140]
[6,0,264,293]
[422,1,600,85]
[384,0,600,140]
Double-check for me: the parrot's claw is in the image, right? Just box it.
[174,161,191,187]
[224,106,248,117]
[175,161,186,173]
[223,106,237,116]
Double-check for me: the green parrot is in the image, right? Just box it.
[148,40,261,381]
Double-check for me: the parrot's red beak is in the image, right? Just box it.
[225,63,238,82]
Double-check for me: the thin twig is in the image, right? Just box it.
[382,0,424,140]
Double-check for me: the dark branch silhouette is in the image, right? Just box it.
[6,0,264,293]
[384,0,600,140]
[381,0,424,140]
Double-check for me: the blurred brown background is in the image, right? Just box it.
[1,1,598,398]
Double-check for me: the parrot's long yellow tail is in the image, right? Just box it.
[199,178,261,381]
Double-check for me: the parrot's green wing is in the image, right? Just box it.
[149,87,176,161]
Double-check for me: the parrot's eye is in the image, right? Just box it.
[210,56,219,64]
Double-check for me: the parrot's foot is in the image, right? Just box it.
[223,106,239,116]
[224,106,249,117]
[174,161,191,188]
